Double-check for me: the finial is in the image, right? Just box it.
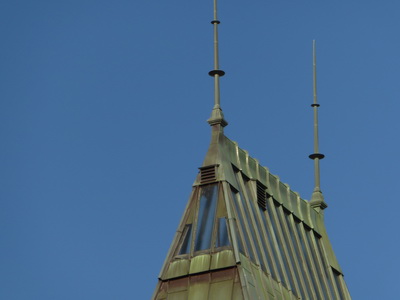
[207,0,228,127]
[309,40,327,211]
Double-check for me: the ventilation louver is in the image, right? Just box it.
[199,165,218,184]
[257,181,267,210]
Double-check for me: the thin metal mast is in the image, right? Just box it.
[309,40,327,211]
[207,0,228,127]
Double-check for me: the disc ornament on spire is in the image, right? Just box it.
[207,0,228,128]
[309,40,328,212]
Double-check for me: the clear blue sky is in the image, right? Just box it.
[1,1,399,299]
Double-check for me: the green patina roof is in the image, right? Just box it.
[152,124,351,300]
[153,1,350,298]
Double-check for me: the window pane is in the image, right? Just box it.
[258,207,279,280]
[242,180,267,272]
[194,184,218,251]
[266,203,288,288]
[216,218,230,248]
[296,223,321,298]
[234,221,246,254]
[275,207,301,296]
[179,224,193,255]
[284,213,310,299]
[231,189,255,260]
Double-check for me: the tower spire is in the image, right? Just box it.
[207,0,228,127]
[309,40,327,211]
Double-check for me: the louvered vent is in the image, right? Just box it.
[199,165,217,184]
[257,181,267,210]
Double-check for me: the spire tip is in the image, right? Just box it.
[309,40,327,211]
[207,0,228,128]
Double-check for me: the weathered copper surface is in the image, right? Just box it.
[153,0,351,298]
[152,126,351,299]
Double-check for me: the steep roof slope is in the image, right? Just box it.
[152,124,351,299]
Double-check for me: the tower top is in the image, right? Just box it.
[207,0,228,127]
[309,40,328,211]
[153,11,351,300]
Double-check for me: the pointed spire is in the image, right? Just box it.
[309,40,327,211]
[207,0,228,127]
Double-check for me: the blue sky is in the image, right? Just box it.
[1,1,399,299]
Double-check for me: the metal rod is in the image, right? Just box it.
[213,0,220,109]
[313,40,321,191]
[309,40,326,210]
[207,0,227,127]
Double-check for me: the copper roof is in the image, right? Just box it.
[152,124,351,299]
